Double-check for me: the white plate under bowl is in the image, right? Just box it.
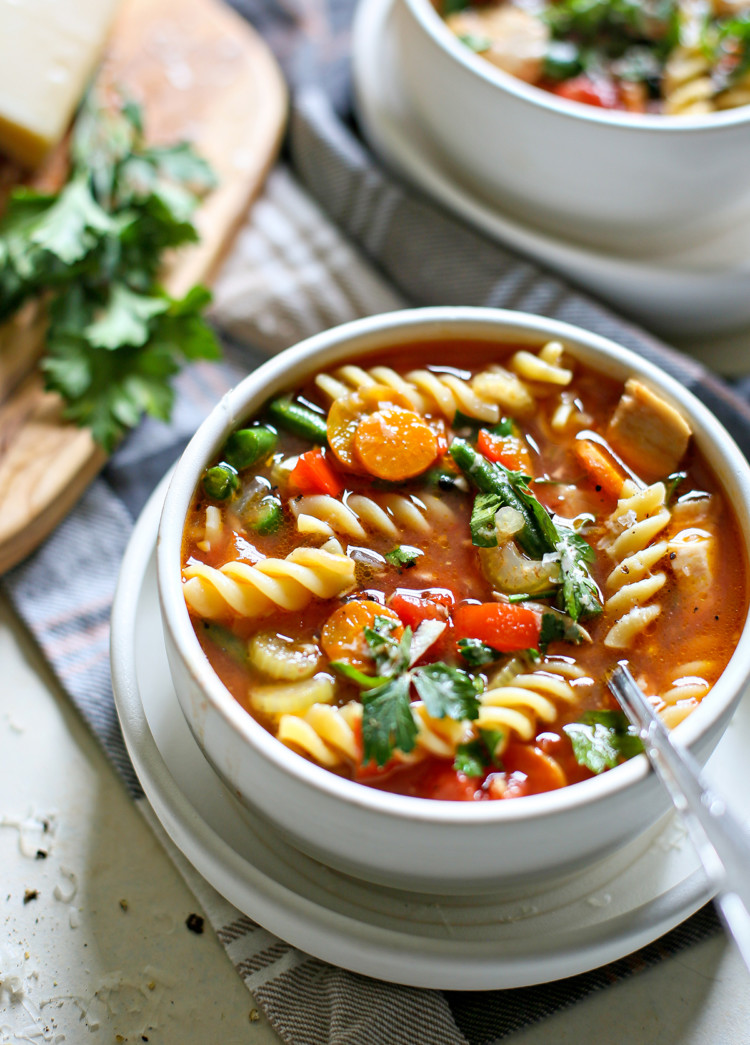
[351,0,750,342]
[111,473,750,990]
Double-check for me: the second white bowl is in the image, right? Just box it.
[398,0,750,254]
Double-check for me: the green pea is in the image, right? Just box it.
[223,426,277,470]
[202,462,239,500]
[249,496,283,535]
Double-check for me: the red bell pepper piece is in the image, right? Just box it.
[288,448,344,497]
[453,602,541,652]
[389,589,454,629]
[550,75,620,110]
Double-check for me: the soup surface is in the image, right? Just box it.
[181,338,747,800]
[439,0,750,114]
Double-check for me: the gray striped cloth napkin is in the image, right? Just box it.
[5,2,750,1041]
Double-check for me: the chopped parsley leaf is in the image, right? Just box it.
[385,545,424,568]
[563,710,644,774]
[457,637,502,666]
[453,729,505,777]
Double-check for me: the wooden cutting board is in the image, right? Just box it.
[0,0,287,575]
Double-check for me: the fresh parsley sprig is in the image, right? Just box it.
[333,615,482,767]
[0,91,220,452]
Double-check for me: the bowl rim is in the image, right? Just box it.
[401,0,750,134]
[157,305,750,827]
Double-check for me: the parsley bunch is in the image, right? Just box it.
[0,94,221,451]
[333,616,482,767]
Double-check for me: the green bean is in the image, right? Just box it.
[267,396,328,444]
[450,439,547,558]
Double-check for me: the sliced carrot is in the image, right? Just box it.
[477,428,531,472]
[353,408,439,481]
[550,75,620,109]
[288,448,345,496]
[453,602,540,652]
[321,600,402,671]
[574,439,626,499]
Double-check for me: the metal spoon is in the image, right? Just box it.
[608,662,750,970]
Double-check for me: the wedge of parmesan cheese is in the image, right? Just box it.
[0,0,121,168]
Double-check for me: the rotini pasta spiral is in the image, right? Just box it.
[630,658,717,730]
[277,698,475,770]
[411,701,474,758]
[508,341,573,386]
[479,659,591,750]
[657,657,718,728]
[716,69,750,111]
[663,46,715,114]
[601,480,671,649]
[405,368,502,423]
[182,547,356,621]
[291,492,455,540]
[276,701,362,767]
[314,341,573,425]
[315,365,427,412]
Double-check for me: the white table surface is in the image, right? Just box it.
[3,586,750,1044]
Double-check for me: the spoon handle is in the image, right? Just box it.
[608,663,750,970]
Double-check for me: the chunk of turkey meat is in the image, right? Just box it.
[446,5,549,83]
[606,379,691,483]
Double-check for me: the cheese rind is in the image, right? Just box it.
[0,0,121,168]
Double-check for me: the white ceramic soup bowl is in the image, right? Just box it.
[397,0,750,254]
[157,306,750,893]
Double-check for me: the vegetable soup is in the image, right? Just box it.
[439,0,750,114]
[181,338,748,801]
